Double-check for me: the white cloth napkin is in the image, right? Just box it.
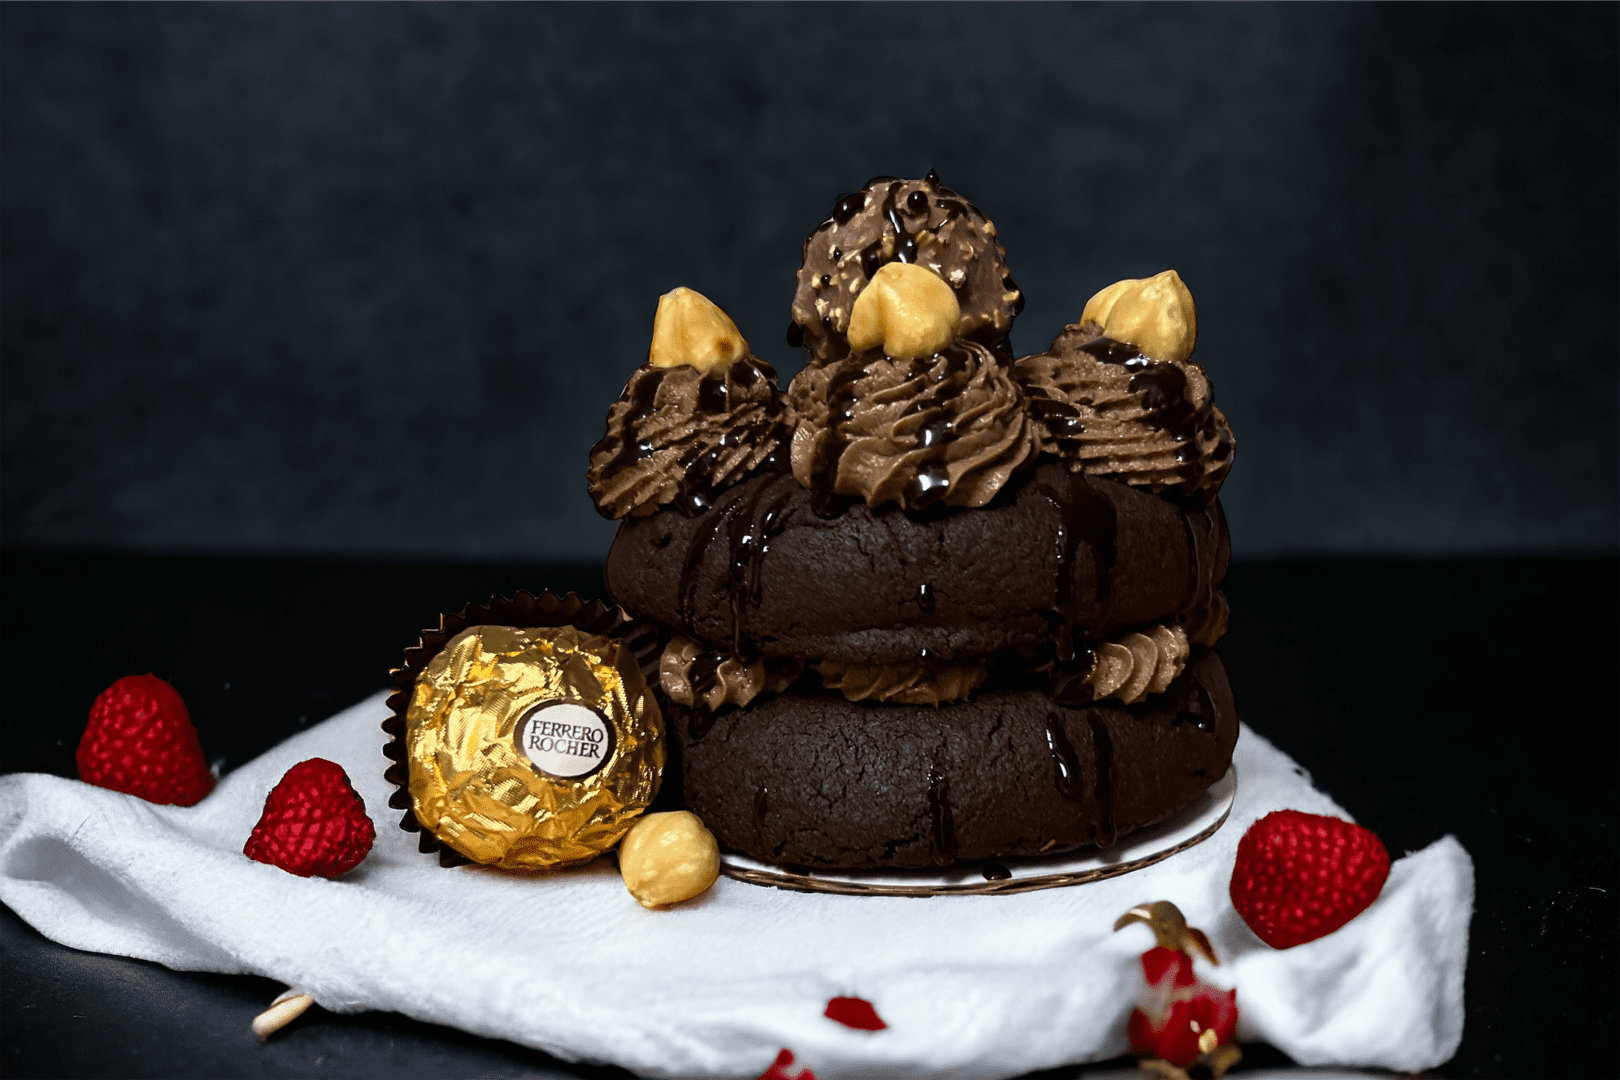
[0,692,1471,1079]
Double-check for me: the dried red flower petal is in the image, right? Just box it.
[824,995,887,1031]
[758,1047,817,1080]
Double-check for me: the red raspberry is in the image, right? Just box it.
[1229,809,1391,949]
[1128,983,1239,1067]
[77,674,214,806]
[1139,945,1198,990]
[244,758,375,878]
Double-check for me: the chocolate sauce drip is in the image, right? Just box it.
[808,358,867,515]
[1024,395,1085,439]
[879,182,921,264]
[786,321,804,348]
[1048,642,1100,706]
[859,239,885,279]
[592,367,671,477]
[832,191,866,225]
[1037,470,1118,638]
[696,375,729,413]
[676,473,798,658]
[926,766,958,866]
[686,702,717,741]
[1045,717,1084,799]
[680,647,727,741]
[688,649,724,702]
[981,862,1012,881]
[1053,622,1076,665]
[1180,676,1219,732]
[1177,508,1210,625]
[856,180,913,280]
[1086,716,1116,847]
[1078,336,1145,366]
[907,462,951,507]
[1127,362,1198,434]
[935,197,968,221]
[752,786,769,847]
[916,582,936,613]
[924,169,940,187]
[997,275,1023,317]
[724,474,800,659]
[731,362,761,390]
[905,189,930,215]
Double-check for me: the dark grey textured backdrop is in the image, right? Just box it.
[3,3,1615,561]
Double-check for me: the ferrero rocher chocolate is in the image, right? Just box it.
[405,624,664,870]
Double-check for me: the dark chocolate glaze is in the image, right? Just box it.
[1078,336,1146,366]
[752,786,769,850]
[683,649,726,740]
[675,471,802,663]
[927,765,958,866]
[1086,715,1116,847]
[832,191,866,225]
[594,367,671,479]
[1048,641,1100,705]
[1045,716,1084,799]
[1128,362,1198,436]
[1185,680,1218,732]
[981,862,1012,881]
[808,358,866,516]
[1036,469,1119,638]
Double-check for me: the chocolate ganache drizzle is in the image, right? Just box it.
[786,341,1035,513]
[790,173,1023,363]
[1014,322,1235,501]
[588,356,788,519]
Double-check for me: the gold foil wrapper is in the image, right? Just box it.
[405,624,664,870]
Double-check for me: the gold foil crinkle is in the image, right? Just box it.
[406,624,664,870]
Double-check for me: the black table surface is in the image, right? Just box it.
[1,549,1615,1079]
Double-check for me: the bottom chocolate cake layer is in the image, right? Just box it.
[678,648,1238,870]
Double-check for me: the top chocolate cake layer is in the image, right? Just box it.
[604,462,1228,667]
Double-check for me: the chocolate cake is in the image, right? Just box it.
[589,175,1239,871]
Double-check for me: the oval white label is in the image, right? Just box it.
[515,702,613,779]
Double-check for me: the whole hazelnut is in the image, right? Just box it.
[1079,270,1198,363]
[846,262,962,360]
[648,287,750,374]
[618,810,720,909]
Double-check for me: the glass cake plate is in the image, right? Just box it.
[720,766,1235,896]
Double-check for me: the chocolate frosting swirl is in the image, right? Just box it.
[790,174,1023,363]
[588,357,787,519]
[1050,623,1190,706]
[813,656,991,705]
[787,341,1036,513]
[659,634,801,714]
[1014,323,1235,499]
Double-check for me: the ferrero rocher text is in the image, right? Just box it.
[405,624,664,869]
